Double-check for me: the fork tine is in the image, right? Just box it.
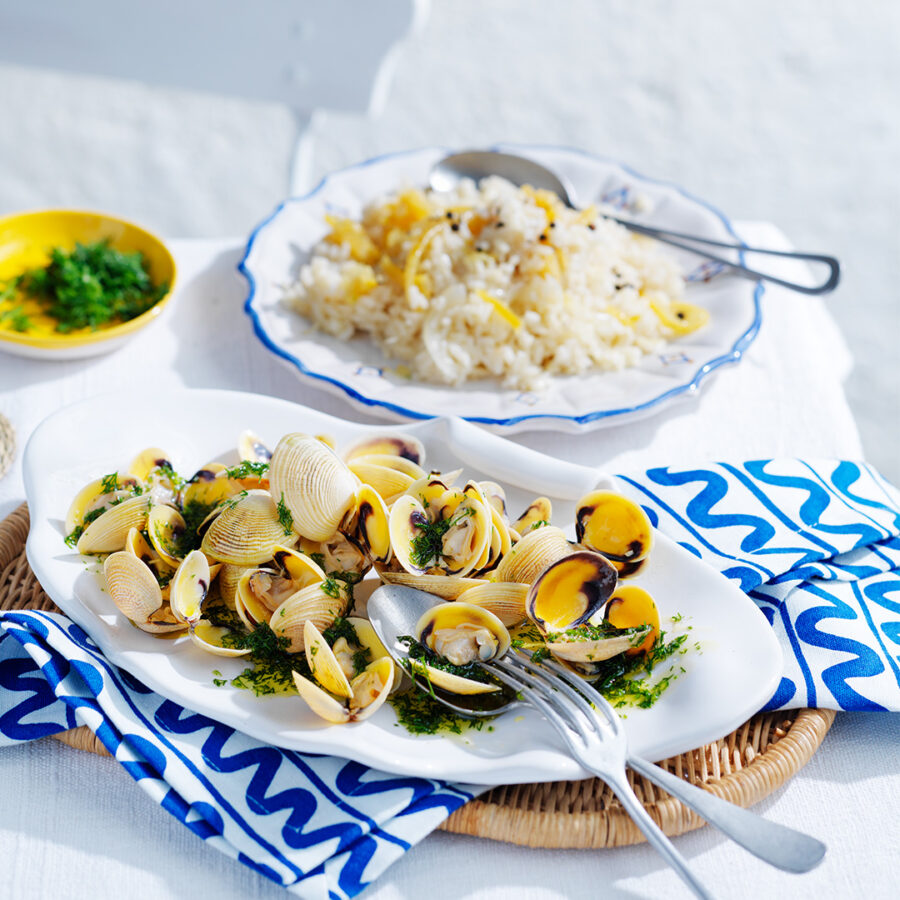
[517,649,622,734]
[504,654,606,735]
[484,662,588,752]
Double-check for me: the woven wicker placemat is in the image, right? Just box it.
[0,413,15,481]
[0,503,835,849]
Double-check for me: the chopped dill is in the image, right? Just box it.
[398,635,494,686]
[0,306,32,332]
[409,507,475,569]
[224,459,269,480]
[276,493,294,536]
[221,490,249,510]
[156,461,185,489]
[218,620,311,696]
[100,472,119,494]
[389,689,490,736]
[212,678,227,687]
[529,519,550,530]
[309,552,326,570]
[322,617,360,647]
[176,499,217,555]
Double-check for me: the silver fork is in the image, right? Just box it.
[479,651,826,898]
[483,653,715,899]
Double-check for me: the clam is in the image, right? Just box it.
[169,549,210,626]
[103,551,164,625]
[189,622,252,658]
[217,563,248,608]
[147,504,186,568]
[236,547,325,616]
[268,433,359,542]
[181,464,242,509]
[407,602,509,695]
[493,524,572,585]
[318,531,370,576]
[269,581,349,652]
[304,620,352,698]
[605,585,660,655]
[238,430,272,462]
[457,581,529,627]
[378,571,486,599]
[65,474,140,535]
[76,494,151,554]
[124,526,158,567]
[526,550,618,633]
[329,616,398,684]
[343,433,425,467]
[293,655,394,725]
[128,447,172,481]
[478,481,508,521]
[512,497,552,533]
[389,480,491,578]
[575,490,653,563]
[354,484,392,565]
[347,454,425,503]
[200,490,297,565]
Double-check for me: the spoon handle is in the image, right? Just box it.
[627,755,826,873]
[612,218,841,295]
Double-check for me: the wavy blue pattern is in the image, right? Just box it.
[1,456,898,896]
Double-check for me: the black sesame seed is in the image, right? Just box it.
[450,223,459,232]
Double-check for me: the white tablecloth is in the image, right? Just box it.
[1,225,897,899]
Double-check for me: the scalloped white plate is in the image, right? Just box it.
[24,389,781,784]
[240,144,763,433]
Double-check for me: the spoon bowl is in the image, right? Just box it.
[367,583,522,717]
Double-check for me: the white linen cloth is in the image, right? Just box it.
[1,226,898,900]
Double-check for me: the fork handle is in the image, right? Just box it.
[627,755,826,873]
[603,768,716,900]
[612,218,841,295]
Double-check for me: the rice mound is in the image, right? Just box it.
[284,177,695,391]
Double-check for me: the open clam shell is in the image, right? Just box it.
[512,497,552,533]
[355,484,391,565]
[268,433,359,542]
[76,494,150,554]
[526,550,618,633]
[169,549,210,626]
[575,490,653,563]
[347,454,426,504]
[304,620,352,699]
[236,546,326,616]
[343,433,425,467]
[189,621,252,658]
[128,447,172,481]
[238,430,272,462]
[65,474,140,535]
[605,585,660,655]
[147,504,186,569]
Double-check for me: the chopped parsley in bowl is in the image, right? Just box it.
[0,209,176,359]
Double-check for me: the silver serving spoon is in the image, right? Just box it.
[368,583,826,878]
[429,150,840,295]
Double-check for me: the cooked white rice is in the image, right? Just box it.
[284,177,701,391]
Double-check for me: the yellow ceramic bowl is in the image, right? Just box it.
[0,209,176,360]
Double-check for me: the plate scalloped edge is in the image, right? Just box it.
[238,144,765,433]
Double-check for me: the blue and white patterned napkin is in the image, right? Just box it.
[1,458,898,897]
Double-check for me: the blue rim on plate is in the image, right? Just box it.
[239,145,764,428]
